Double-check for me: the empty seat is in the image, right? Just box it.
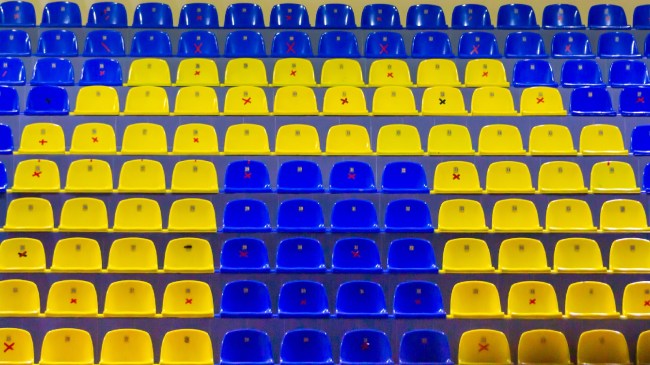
[160,329,213,365]
[406,4,447,29]
[498,4,538,29]
[82,30,125,57]
[332,237,381,272]
[171,160,219,193]
[25,86,69,115]
[315,4,356,28]
[492,198,542,231]
[504,31,547,58]
[103,281,156,317]
[0,30,30,56]
[599,32,640,58]
[452,4,493,29]
[224,3,264,28]
[432,161,482,194]
[381,161,428,193]
[0,57,24,85]
[223,160,271,193]
[620,87,650,116]
[387,238,438,273]
[31,58,73,86]
[427,124,474,155]
[224,58,267,86]
[554,237,605,272]
[220,330,272,365]
[131,30,172,57]
[437,199,488,232]
[546,199,597,232]
[542,4,585,29]
[565,281,619,318]
[318,31,360,57]
[623,281,650,318]
[174,86,219,116]
[277,199,325,232]
[280,330,332,364]
[589,4,629,29]
[551,32,594,58]
[442,238,493,272]
[329,161,376,193]
[508,281,562,318]
[600,199,649,231]
[224,30,266,57]
[0,1,35,26]
[0,279,40,316]
[222,199,271,232]
[178,31,219,57]
[0,328,33,364]
[465,59,509,87]
[45,280,98,317]
[270,3,310,28]
[277,160,324,193]
[50,237,102,273]
[70,122,116,154]
[74,86,120,115]
[163,237,214,273]
[175,58,220,86]
[590,161,640,193]
[463,333,514,365]
[271,31,312,57]
[417,60,460,88]
[529,125,575,156]
[325,124,372,154]
[221,238,269,273]
[458,31,500,58]
[561,60,604,87]
[450,281,504,318]
[361,4,401,29]
[59,197,109,232]
[273,87,319,116]
[376,124,423,154]
[272,58,316,86]
[519,85,567,115]
[19,122,65,154]
[4,197,54,231]
[336,281,387,317]
[86,1,127,27]
[411,31,454,58]
[580,124,627,155]
[639,331,650,365]
[107,237,157,273]
[117,159,165,193]
[123,86,169,115]
[320,58,364,86]
[394,281,445,318]
[577,330,630,365]
[132,2,172,27]
[223,86,270,115]
[365,31,406,58]
[40,329,94,365]
[400,330,451,365]
[223,123,270,153]
[331,199,379,232]
[340,330,392,364]
[421,86,468,116]
[369,59,412,86]
[276,237,326,272]
[471,87,517,116]
[498,237,550,273]
[570,87,615,116]
[610,238,650,272]
[113,198,163,231]
[518,330,571,365]
[65,159,113,193]
[220,280,272,318]
[79,59,123,86]
[99,329,153,365]
[478,124,525,155]
[168,198,217,232]
[0,123,11,154]
[512,60,557,87]
[121,123,167,154]
[36,30,77,56]
[0,238,45,272]
[0,85,18,115]
[12,159,60,192]
[372,87,417,115]
[161,280,214,317]
[178,3,219,28]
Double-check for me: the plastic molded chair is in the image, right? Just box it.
[416,60,460,87]
[0,328,33,363]
[320,58,364,86]
[394,281,445,318]
[464,59,509,87]
[0,1,35,26]
[128,60,171,86]
[12,159,60,192]
[368,59,412,86]
[0,57,25,85]
[113,198,163,231]
[222,199,272,232]
[99,329,153,364]
[132,2,172,28]
[0,279,40,316]
[224,58,267,86]
[553,237,605,273]
[551,32,594,58]
[161,280,214,317]
[492,198,543,231]
[458,31,501,58]
[272,58,316,86]
[123,86,170,115]
[518,330,570,365]
[589,4,629,29]
[470,87,517,116]
[224,30,266,57]
[498,4,538,29]
[336,281,388,318]
[365,31,406,58]
[45,280,98,317]
[40,329,94,365]
[0,85,18,115]
[610,60,650,87]
[478,125,525,155]
[332,237,381,273]
[620,87,650,116]
[546,199,597,232]
[25,86,69,115]
[179,3,218,28]
[73,86,120,115]
[376,124,423,155]
[69,123,116,154]
[399,330,451,365]
[512,60,557,87]
[340,330,392,365]
[171,160,219,193]
[175,58,219,86]
[421,86,468,116]
[4,197,54,231]
[561,60,605,87]
[220,280,272,318]
[432,161,482,194]
[639,331,650,365]
[504,31,547,58]
[372,87,418,115]
[220,330,273,365]
[177,31,219,58]
[331,199,379,232]
[280,330,332,364]
[271,31,313,57]
[361,4,401,29]
[130,31,172,57]
[35,30,77,56]
[580,124,627,155]
[107,237,157,273]
[86,2,127,27]
[427,124,474,155]
[577,330,630,365]
[82,30,125,57]
[498,237,550,273]
[224,3,264,28]
[590,161,640,193]
[79,59,123,86]
[117,159,165,193]
[442,238,493,272]
[599,32,640,58]
[0,238,45,272]
[315,4,356,29]
[273,87,319,116]
[520,87,567,116]
[318,31,360,58]
[31,58,73,86]
[168,198,217,232]
[121,123,167,154]
[277,199,326,232]
[278,280,329,317]
[565,281,619,318]
[387,238,437,273]
[381,161,428,193]
[276,237,326,272]
[173,86,219,116]
[600,199,649,231]
[406,4,447,29]
[458,330,511,364]
[58,197,109,232]
[325,124,372,154]
[0,123,11,154]
[543,4,585,29]
[270,3,310,28]
[451,4,493,29]
[450,281,504,318]
[18,122,64,154]
[508,281,562,318]
[163,237,214,273]
[160,329,213,365]
[570,87,615,116]
[223,124,270,154]
[411,31,455,58]
[223,160,271,193]
[50,237,102,273]
[103,281,156,317]
[277,160,323,193]
[437,199,488,233]
[0,30,30,56]
[622,281,650,318]
[223,86,269,115]
[610,238,650,273]
[65,159,113,193]
[329,161,376,193]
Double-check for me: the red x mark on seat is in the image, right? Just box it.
[299,299,307,305]
[70,298,77,304]
[91,136,99,143]
[386,72,394,78]
[341,98,349,105]
[351,250,360,258]
[196,15,203,21]
[644,300,650,307]
[478,343,489,352]
[193,43,203,54]
[290,69,297,76]
[13,13,19,20]
[239,250,248,258]
[414,299,422,305]
[536,97,544,104]
[32,171,41,178]
[194,70,201,76]
[39,139,47,145]
[361,341,370,351]
[637,97,646,103]
[99,70,105,76]
[482,71,488,77]
[3,342,14,353]
[347,173,356,180]
[192,137,199,143]
[285,15,292,20]
[18,251,27,257]
[185,298,193,304]
[452,173,460,180]
[244,172,252,179]
[564,44,572,53]
[242,97,252,105]
[470,44,480,55]
[529,299,536,305]
[101,42,111,53]
[1,71,6,77]
[286,42,296,54]
[379,44,389,54]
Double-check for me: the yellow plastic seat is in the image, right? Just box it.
[565,281,619,318]
[73,86,120,115]
[163,237,214,273]
[600,199,649,232]
[18,123,65,154]
[0,279,40,316]
[464,59,509,87]
[537,161,588,194]
[175,58,219,86]
[103,281,156,318]
[223,124,270,155]
[577,330,630,364]
[639,331,650,365]
[123,86,170,115]
[458,329,511,365]
[442,238,494,272]
[160,329,213,365]
[121,123,167,155]
[59,197,109,231]
[65,159,113,193]
[50,238,102,273]
[368,59,412,86]
[172,123,218,155]
[168,198,217,232]
[432,161,482,194]
[325,124,372,155]
[520,87,567,116]
[320,58,364,86]
[416,59,461,87]
[518,330,571,365]
[470,87,518,116]
[275,124,321,155]
[579,124,627,155]
[545,199,597,232]
[161,280,214,318]
[224,58,268,86]
[0,328,34,364]
[126,58,171,86]
[498,238,550,273]
[173,86,219,116]
[99,329,154,365]
[437,200,488,232]
[273,86,319,115]
[371,86,418,115]
[528,124,576,155]
[113,198,163,232]
[40,329,94,365]
[427,124,474,155]
[171,160,219,193]
[492,199,542,232]
[507,281,562,319]
[117,159,166,193]
[12,159,60,192]
[0,238,45,272]
[609,238,650,273]
[322,86,368,115]
[4,198,54,231]
[485,161,534,193]
[376,124,423,155]
[272,58,316,86]
[420,86,468,116]
[107,237,158,273]
[553,237,606,273]
[478,124,525,155]
[223,86,269,115]
[450,281,504,318]
[45,280,98,317]
[70,123,117,154]
[622,281,650,318]
[590,161,640,193]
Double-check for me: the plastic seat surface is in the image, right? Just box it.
[278,281,329,318]
[609,60,649,87]
[588,4,629,29]
[329,161,376,193]
[224,30,266,57]
[277,160,324,193]
[315,4,356,28]
[497,4,538,29]
[411,31,454,58]
[551,32,594,58]
[223,160,271,193]
[178,3,219,28]
[36,30,77,56]
[598,32,640,58]
[220,280,272,317]
[458,31,501,58]
[394,281,446,318]
[82,30,125,57]
[385,199,434,232]
[31,58,73,86]
[0,30,30,56]
[0,1,35,26]
[399,330,452,365]
[220,329,273,365]
[365,31,406,58]
[42,1,81,27]
[271,31,312,57]
[276,237,326,272]
[336,281,388,317]
[223,3,265,28]
[222,199,271,232]
[451,4,493,29]
[86,2,127,27]
[542,4,585,29]
[332,237,381,272]
[406,4,447,29]
[277,199,326,232]
[504,31,547,58]
[318,31,360,58]
[331,199,379,232]
[280,329,333,364]
[340,330,392,364]
[177,31,219,58]
[270,3,310,28]
[220,237,269,273]
[130,31,172,57]
[132,2,173,28]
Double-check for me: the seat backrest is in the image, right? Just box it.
[130,30,172,57]
[278,280,329,317]
[412,31,454,58]
[451,4,493,29]
[318,31,360,57]
[36,30,78,57]
[160,329,213,365]
[332,237,381,272]
[42,1,82,27]
[315,4,356,28]
[0,1,35,26]
[0,29,30,56]
[177,30,219,57]
[223,160,271,193]
[40,329,94,364]
[270,3,310,28]
[224,3,265,28]
[497,4,538,29]
[336,281,387,315]
[277,199,325,232]
[330,199,379,232]
[220,280,272,316]
[542,4,584,29]
[222,199,272,232]
[220,237,269,272]
[271,31,313,57]
[107,237,158,272]
[280,329,332,363]
[340,330,392,363]
[100,329,153,364]
[276,237,326,272]
[87,2,127,27]
[178,3,219,28]
[220,330,272,364]
[133,2,173,28]
[361,4,401,29]
[588,4,629,29]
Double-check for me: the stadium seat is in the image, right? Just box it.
[432,161,482,193]
[79,59,123,86]
[31,58,73,86]
[178,3,219,28]
[82,30,126,56]
[73,86,120,115]
[498,237,550,273]
[270,3,310,28]
[220,280,272,317]
[427,124,474,155]
[315,3,356,28]
[132,2,172,28]
[394,281,445,318]
[100,329,153,364]
[161,280,214,317]
[318,31,360,57]
[332,237,381,272]
[12,159,60,192]
[160,329,213,365]
[223,123,270,153]
[521,88,567,116]
[280,330,332,364]
[220,330,273,365]
[437,200,488,233]
[620,87,650,116]
[399,330,451,364]
[497,4,538,29]
[86,2,127,27]
[387,238,438,273]
[224,86,270,115]
[600,199,649,231]
[372,87,418,115]
[365,31,406,58]
[561,60,605,87]
[634,5,650,29]
[376,124,423,154]
[176,59,219,86]
[103,281,156,317]
[58,197,109,231]
[0,124,11,153]
[570,87,616,116]
[277,160,324,193]
[224,58,267,85]
[451,4,493,29]
[177,31,219,57]
[565,281,619,318]
[0,29,30,56]
[0,328,33,363]
[478,124,525,155]
[458,31,501,58]
[361,4,401,29]
[107,237,157,273]
[609,238,650,272]
[0,1,35,26]
[19,122,64,154]
[546,199,597,232]
[123,86,169,115]
[492,198,543,231]
[551,32,594,58]
[0,237,45,272]
[224,3,265,28]
[36,29,77,56]
[24,85,68,115]
[4,197,54,231]
[277,199,326,232]
[278,281,329,317]
[168,198,217,232]
[459,330,511,364]
[580,124,627,155]
[588,4,629,29]
[406,4,447,29]
[45,280,98,317]
[518,330,571,365]
[130,30,172,57]
[163,237,214,273]
[368,59,411,86]
[590,161,640,193]
[622,282,650,318]
[336,281,387,317]
[65,159,113,192]
[416,59,460,86]
[0,279,40,315]
[173,86,219,115]
[271,31,313,57]
[69,122,116,154]
[504,31,547,58]
[442,237,493,272]
[0,85,18,114]
[113,198,163,231]
[331,199,380,232]
[470,87,517,115]
[555,236,606,272]
[329,161,376,193]
[577,330,630,364]
[273,87,319,116]
[0,57,24,85]
[223,160,271,193]
[542,4,585,29]
[320,58,364,86]
[512,60,557,87]
[40,329,94,365]
[642,164,650,192]
[421,86,468,115]
[276,237,326,272]
[639,331,650,365]
[340,330,392,364]
[599,32,640,58]
[50,237,102,273]
[381,161,428,193]
[411,31,454,58]
[325,124,373,154]
[464,59,508,87]
[222,199,272,232]
[508,281,562,318]
[450,281,504,318]
[0,161,8,191]
[272,58,316,86]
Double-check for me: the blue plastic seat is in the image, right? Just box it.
[86,2,127,27]
[542,4,585,29]
[411,31,454,58]
[634,5,650,29]
[0,1,35,26]
[277,160,324,193]
[598,32,641,58]
[178,3,219,28]
[276,237,326,272]
[220,280,272,318]
[340,330,392,364]
[278,281,329,318]
[588,4,629,29]
[361,4,401,29]
[632,126,650,155]
[318,31,360,58]
[0,161,6,192]
[130,31,172,57]
[223,30,266,58]
[385,199,434,233]
[41,1,81,27]
[178,30,219,57]
[332,237,381,273]
[271,31,313,57]
[31,58,74,86]
[224,3,264,28]
[36,30,78,57]
[610,60,650,87]
[132,2,173,28]
[387,238,438,273]
[569,87,616,116]
[394,281,446,318]
[223,160,272,193]
[644,163,650,192]
[329,161,376,193]
[365,31,407,58]
[406,4,447,29]
[82,30,125,57]
[0,124,12,153]
[512,60,557,87]
[399,330,452,365]
[0,57,25,85]
[497,4,538,29]
[0,86,18,115]
[222,199,272,232]
[645,34,650,58]
[0,30,30,56]
[277,199,325,232]
[381,161,428,193]
[336,281,387,318]
[220,237,270,273]
[221,330,273,365]
[620,87,650,117]
[79,58,123,86]
[551,32,594,58]
[281,329,333,364]
[451,4,493,29]
[270,3,310,28]
[315,4,356,29]
[504,31,547,58]
[331,199,380,233]
[457,31,501,58]
[561,60,604,87]
[25,86,68,115]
